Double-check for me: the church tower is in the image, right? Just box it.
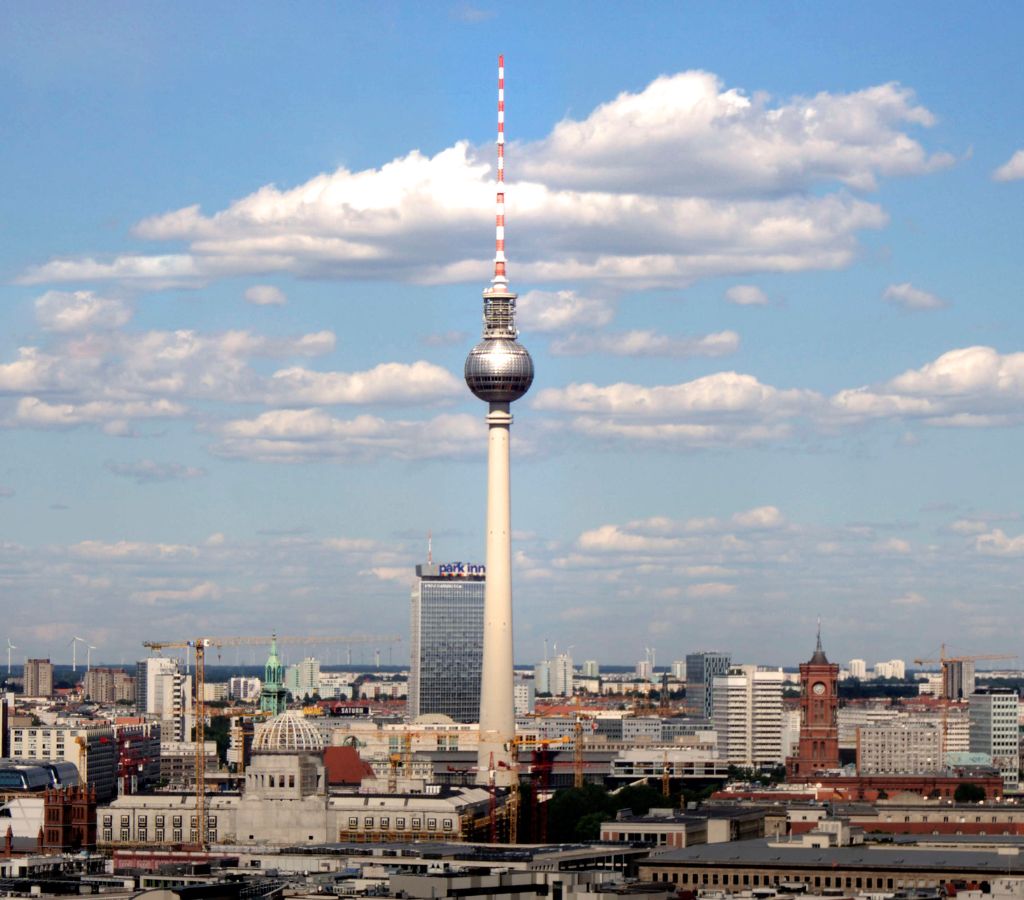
[786,625,840,779]
[259,635,288,716]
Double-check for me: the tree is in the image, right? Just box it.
[954,783,986,804]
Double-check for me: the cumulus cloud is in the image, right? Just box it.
[550,329,739,358]
[212,410,486,463]
[974,529,1024,557]
[724,285,769,306]
[829,346,1024,427]
[244,284,287,306]
[71,540,199,561]
[883,282,948,311]
[34,290,132,332]
[104,459,207,484]
[993,149,1024,182]
[20,70,947,292]
[516,290,615,333]
[265,361,462,406]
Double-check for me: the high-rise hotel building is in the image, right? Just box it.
[408,562,485,723]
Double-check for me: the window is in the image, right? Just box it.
[155,815,164,827]
[173,829,182,842]
[102,829,112,842]
[138,816,147,827]
[427,818,437,830]
[173,816,182,828]
[364,817,374,829]
[120,815,130,827]
[381,817,390,829]
[349,817,358,829]
[412,818,422,829]
[190,816,198,828]
[103,816,112,828]
[138,829,147,841]
[397,817,406,829]
[120,829,129,841]
[155,830,164,842]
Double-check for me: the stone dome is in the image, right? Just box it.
[252,711,324,755]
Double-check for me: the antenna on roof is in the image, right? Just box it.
[427,531,433,566]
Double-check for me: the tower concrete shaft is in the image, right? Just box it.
[476,403,515,785]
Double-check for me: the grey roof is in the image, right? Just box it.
[648,838,1024,872]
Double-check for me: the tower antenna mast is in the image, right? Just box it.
[465,55,534,789]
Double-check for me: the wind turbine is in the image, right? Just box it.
[6,639,16,675]
[69,636,87,672]
[87,645,97,671]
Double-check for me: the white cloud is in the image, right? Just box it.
[828,346,1024,427]
[732,506,785,530]
[950,518,989,535]
[550,329,739,358]
[516,290,615,333]
[724,285,769,306]
[71,540,199,561]
[244,284,287,306]
[20,71,947,292]
[105,460,207,483]
[14,396,187,428]
[133,580,222,605]
[265,361,462,406]
[883,282,948,311]
[212,410,486,463]
[687,582,736,598]
[893,591,927,606]
[975,529,1024,557]
[993,149,1024,182]
[34,290,132,332]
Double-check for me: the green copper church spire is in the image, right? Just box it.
[259,634,288,715]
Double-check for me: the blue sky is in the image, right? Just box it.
[2,2,1023,668]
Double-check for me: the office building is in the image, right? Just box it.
[8,724,117,801]
[969,687,1020,789]
[408,562,485,723]
[686,651,731,719]
[229,676,262,702]
[514,676,535,715]
[23,659,53,698]
[856,723,941,774]
[712,665,784,767]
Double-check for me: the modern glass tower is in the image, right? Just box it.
[408,563,485,723]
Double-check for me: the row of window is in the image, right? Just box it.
[656,871,927,891]
[103,814,216,828]
[344,815,452,831]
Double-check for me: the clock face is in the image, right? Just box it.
[812,682,826,695]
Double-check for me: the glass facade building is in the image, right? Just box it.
[409,563,485,723]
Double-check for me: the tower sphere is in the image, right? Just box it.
[465,338,534,403]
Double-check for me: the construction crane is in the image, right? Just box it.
[912,645,1016,755]
[144,632,401,850]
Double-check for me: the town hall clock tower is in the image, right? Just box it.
[786,626,840,779]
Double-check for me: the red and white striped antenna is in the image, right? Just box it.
[492,54,508,290]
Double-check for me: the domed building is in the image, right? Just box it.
[251,711,324,755]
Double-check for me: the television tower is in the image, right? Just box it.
[465,55,534,787]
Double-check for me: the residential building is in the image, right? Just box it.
[134,656,177,716]
[687,651,731,720]
[946,660,976,700]
[408,561,484,723]
[969,687,1020,789]
[513,676,535,715]
[23,659,53,698]
[712,665,784,767]
[83,667,135,704]
[582,660,600,678]
[848,659,867,679]
[550,652,574,697]
[229,676,262,702]
[284,657,320,700]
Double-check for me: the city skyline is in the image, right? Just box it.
[1,4,1023,663]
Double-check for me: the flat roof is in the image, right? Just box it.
[646,838,1024,872]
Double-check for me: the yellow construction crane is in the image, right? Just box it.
[912,645,1016,755]
[143,632,402,850]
